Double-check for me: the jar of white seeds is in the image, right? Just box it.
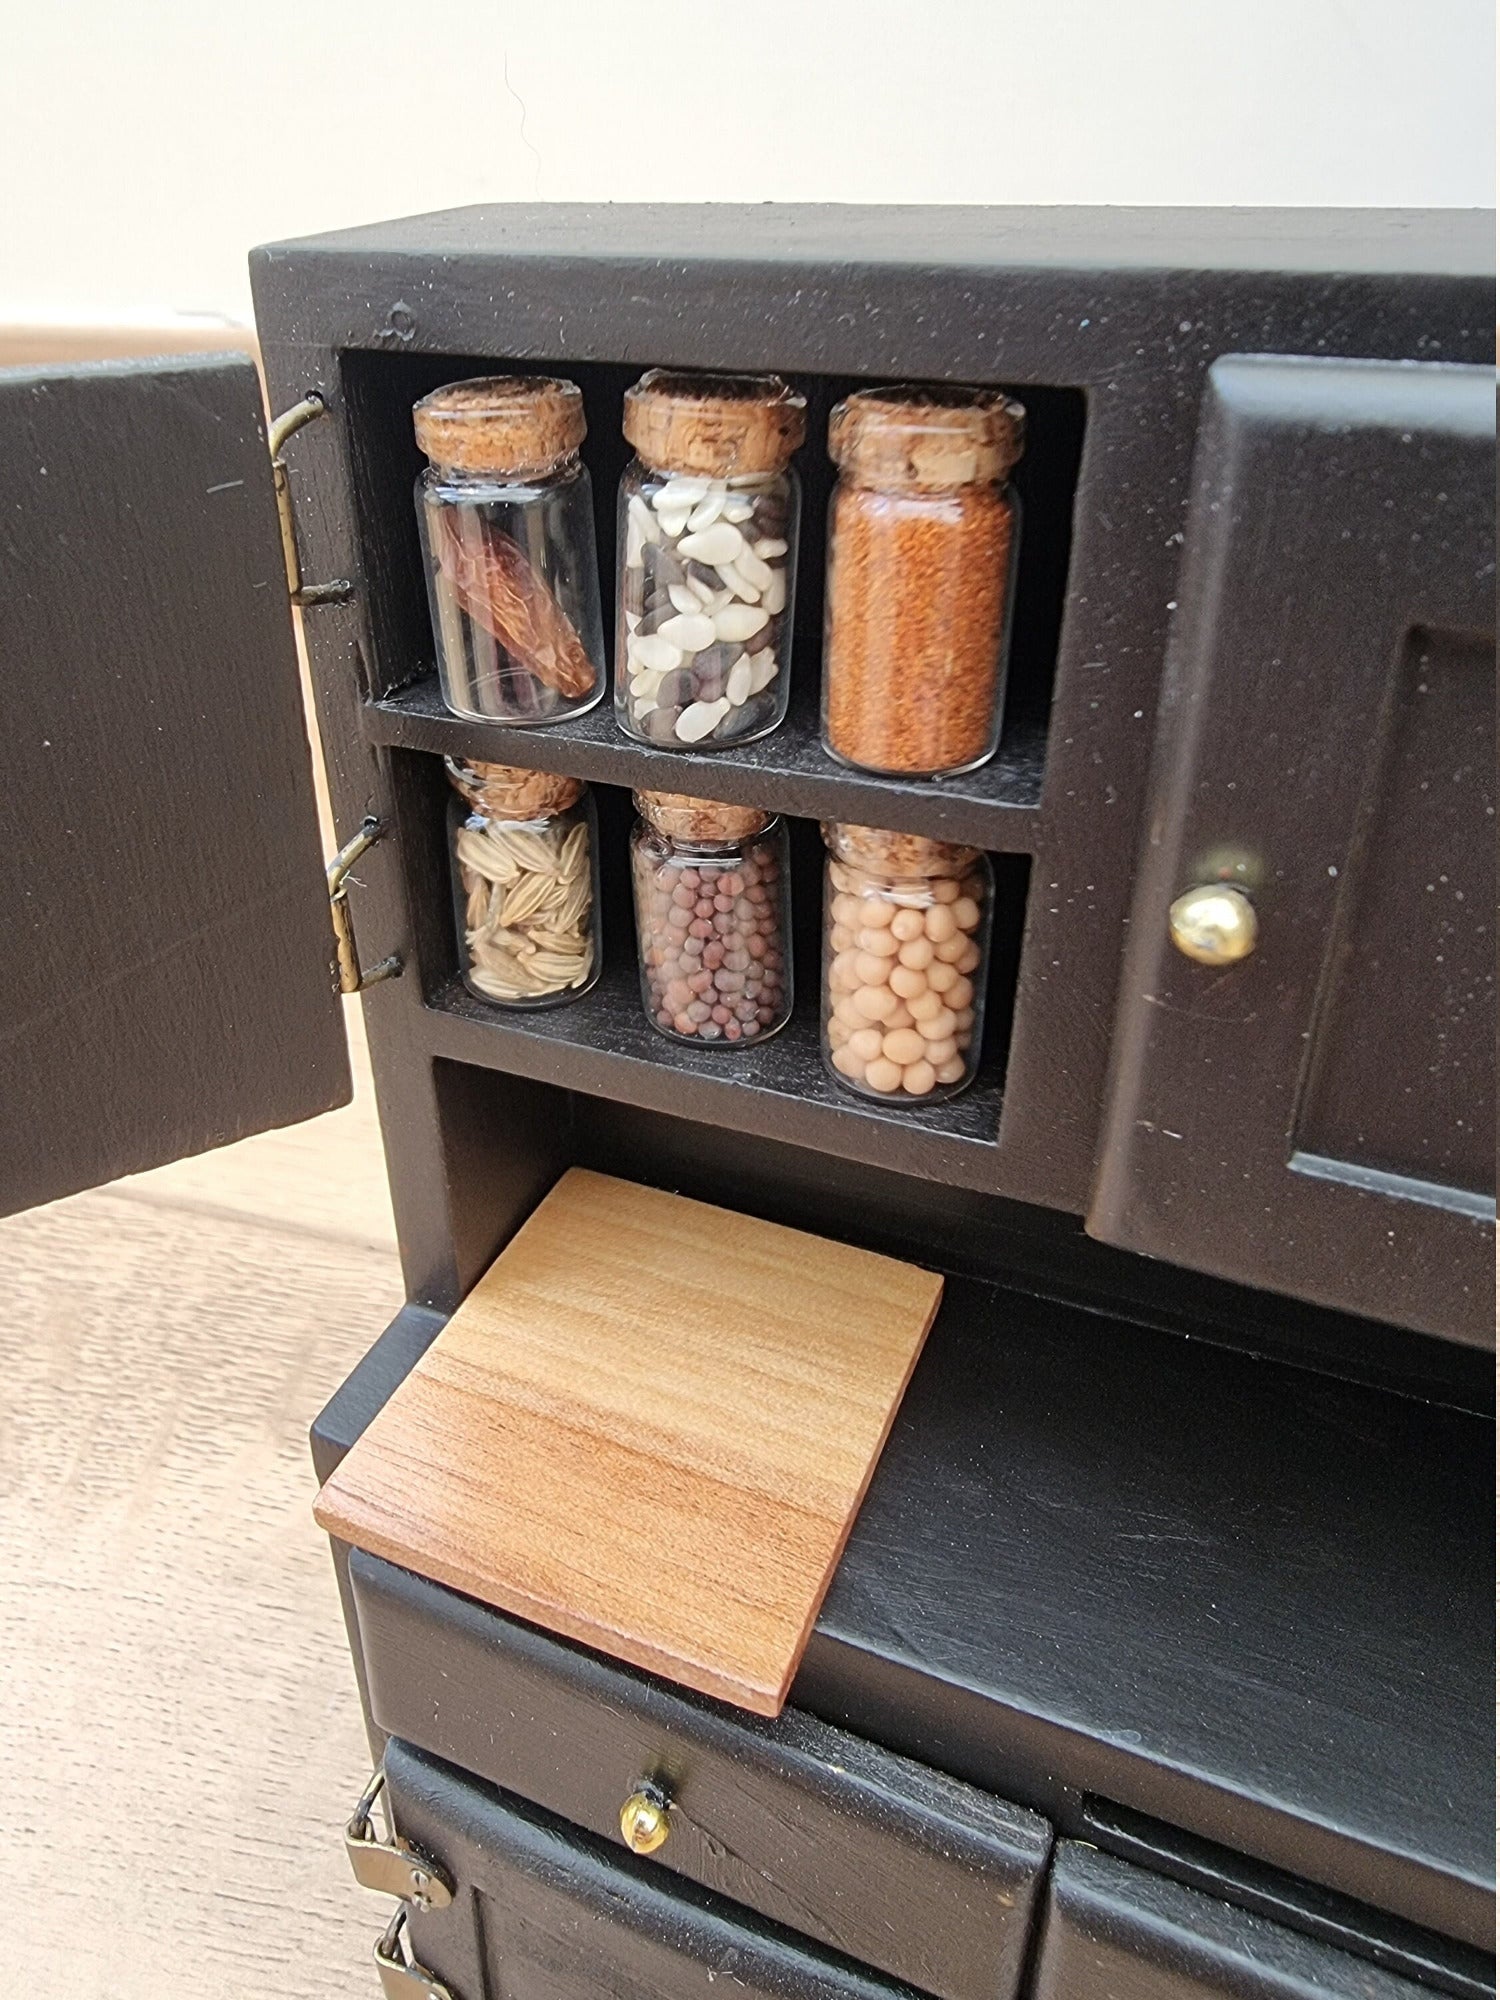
[615,370,804,750]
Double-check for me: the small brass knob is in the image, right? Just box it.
[620,1786,671,1855]
[1168,884,1258,967]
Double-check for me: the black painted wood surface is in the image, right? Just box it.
[250,204,1494,1313]
[1032,1843,1428,2000]
[384,1736,923,2000]
[1093,356,1495,1345]
[0,356,348,1215]
[350,1552,1049,2000]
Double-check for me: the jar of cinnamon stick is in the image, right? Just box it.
[822,385,1024,776]
[617,370,805,750]
[415,376,606,725]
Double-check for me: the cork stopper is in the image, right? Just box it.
[414,376,586,477]
[829,384,1025,491]
[635,790,771,843]
[822,821,980,879]
[623,370,806,480]
[447,757,584,819]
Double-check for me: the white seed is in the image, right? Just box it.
[752,537,788,559]
[677,521,745,565]
[625,494,657,568]
[762,569,787,615]
[656,509,690,540]
[686,576,719,609]
[633,694,658,719]
[736,548,774,592]
[726,656,752,706]
[654,476,710,511]
[686,491,726,532]
[714,602,769,644]
[675,697,732,742]
[629,633,683,673]
[668,583,703,616]
[630,665,666,700]
[746,647,779,694]
[625,611,641,633]
[722,497,754,523]
[658,612,716,653]
[715,560,760,603]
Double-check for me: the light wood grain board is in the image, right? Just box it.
[315,1168,943,1715]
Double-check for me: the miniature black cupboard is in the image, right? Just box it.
[0,207,1492,1999]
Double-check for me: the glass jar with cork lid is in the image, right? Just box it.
[415,376,606,725]
[447,758,600,1009]
[821,821,992,1103]
[822,385,1024,777]
[630,792,792,1044]
[616,370,805,750]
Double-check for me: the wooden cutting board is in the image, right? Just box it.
[315,1168,942,1715]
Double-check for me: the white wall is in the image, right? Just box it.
[2,0,1492,330]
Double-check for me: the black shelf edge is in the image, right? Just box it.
[365,671,1045,852]
[421,966,1007,1196]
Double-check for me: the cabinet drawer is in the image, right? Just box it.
[1033,1844,1430,2000]
[351,1552,1049,2000]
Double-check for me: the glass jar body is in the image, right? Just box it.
[821,832,993,1102]
[615,457,799,749]
[418,456,606,725]
[450,791,601,1008]
[821,476,1019,777]
[630,818,792,1043]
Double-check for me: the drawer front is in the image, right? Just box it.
[352,1552,1049,2000]
[1032,1844,1430,2000]
[386,1736,921,1999]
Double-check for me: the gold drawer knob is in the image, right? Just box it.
[620,1785,671,1855]
[1168,884,1258,967]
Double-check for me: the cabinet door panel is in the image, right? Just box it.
[1033,1844,1429,2000]
[0,357,349,1214]
[1092,357,1494,1345]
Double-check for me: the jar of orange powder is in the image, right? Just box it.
[821,385,1024,776]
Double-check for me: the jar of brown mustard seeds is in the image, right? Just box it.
[821,385,1024,778]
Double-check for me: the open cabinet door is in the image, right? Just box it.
[0,354,352,1216]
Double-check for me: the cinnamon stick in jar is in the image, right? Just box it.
[821,385,1024,778]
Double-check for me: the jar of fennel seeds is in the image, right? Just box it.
[415,376,606,725]
[447,759,600,1008]
[616,370,805,748]
[821,822,992,1102]
[822,385,1025,776]
[630,792,791,1044]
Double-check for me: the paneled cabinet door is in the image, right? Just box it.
[1092,358,1494,1347]
[0,357,350,1216]
[1032,1844,1428,2000]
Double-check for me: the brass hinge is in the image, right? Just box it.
[328,818,402,995]
[374,1908,458,2000]
[268,393,353,607]
[346,1767,452,1909]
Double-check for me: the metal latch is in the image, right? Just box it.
[374,1908,457,2000]
[268,393,353,607]
[346,1768,453,1910]
[328,818,402,995]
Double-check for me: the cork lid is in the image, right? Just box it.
[829,384,1025,490]
[414,376,586,476]
[447,757,584,819]
[635,790,771,842]
[822,820,981,879]
[623,370,806,479]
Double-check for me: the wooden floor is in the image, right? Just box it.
[0,1005,404,1998]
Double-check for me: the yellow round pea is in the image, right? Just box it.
[901,1060,937,1096]
[886,1002,915,1030]
[956,941,982,974]
[908,988,944,1021]
[834,991,867,1028]
[881,1028,927,1065]
[889,964,928,1000]
[854,951,893,987]
[927,961,959,994]
[952,1007,975,1034]
[890,908,926,942]
[857,926,900,956]
[925,904,958,943]
[952,896,981,932]
[859,896,895,929]
[832,1045,867,1081]
[932,877,961,903]
[917,1006,958,1042]
[853,984,899,1022]
[832,893,859,926]
[934,1056,967,1085]
[829,950,860,991]
[830,924,855,952]
[863,1058,903,1093]
[947,975,975,1011]
[849,1026,885,1061]
[921,1036,959,1065]
[935,934,969,963]
[898,937,935,970]
[827,1015,851,1049]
